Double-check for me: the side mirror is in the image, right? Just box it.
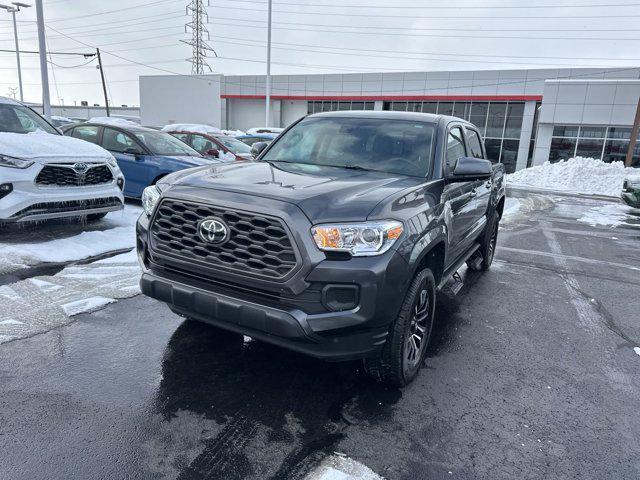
[452,156,492,178]
[123,147,142,156]
[251,141,268,158]
[206,148,220,158]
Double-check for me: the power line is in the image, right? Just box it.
[221,0,640,8]
[208,19,640,41]
[45,0,179,23]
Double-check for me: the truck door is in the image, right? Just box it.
[464,126,492,226]
[443,125,476,260]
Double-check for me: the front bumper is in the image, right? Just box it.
[0,163,125,222]
[136,195,411,361]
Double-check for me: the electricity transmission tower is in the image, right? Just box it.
[182,0,216,74]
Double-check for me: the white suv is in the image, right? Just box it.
[0,97,125,224]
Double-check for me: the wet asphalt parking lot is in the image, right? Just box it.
[1,190,639,480]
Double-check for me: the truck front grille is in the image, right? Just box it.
[35,164,113,186]
[150,199,299,281]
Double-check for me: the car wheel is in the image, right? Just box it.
[364,268,436,387]
[467,210,499,272]
[85,212,108,222]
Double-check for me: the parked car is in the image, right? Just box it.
[62,121,214,198]
[136,111,506,387]
[236,132,278,147]
[621,177,640,208]
[0,96,124,224]
[162,123,253,161]
[245,127,283,135]
[50,115,74,128]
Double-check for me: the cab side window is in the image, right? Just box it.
[71,125,100,145]
[446,126,467,169]
[102,127,140,154]
[465,128,485,159]
[191,134,215,154]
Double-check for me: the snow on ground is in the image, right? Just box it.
[634,347,640,357]
[0,205,142,274]
[507,157,640,197]
[305,455,384,480]
[162,123,222,135]
[0,249,140,344]
[577,203,637,227]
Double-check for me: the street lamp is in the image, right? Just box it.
[0,2,31,102]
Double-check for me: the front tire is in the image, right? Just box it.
[364,268,436,387]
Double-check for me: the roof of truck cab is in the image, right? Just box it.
[307,110,470,126]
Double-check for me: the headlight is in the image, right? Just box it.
[311,220,403,256]
[106,156,119,170]
[141,185,161,217]
[0,154,34,169]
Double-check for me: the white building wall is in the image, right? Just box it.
[227,98,280,130]
[139,74,222,127]
[280,100,307,127]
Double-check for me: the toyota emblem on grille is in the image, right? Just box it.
[72,162,89,174]
[197,217,229,244]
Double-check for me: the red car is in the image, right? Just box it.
[163,124,253,162]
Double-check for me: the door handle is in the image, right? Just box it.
[484,181,492,189]
[469,189,477,198]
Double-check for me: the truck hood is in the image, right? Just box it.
[166,161,426,222]
[0,130,113,163]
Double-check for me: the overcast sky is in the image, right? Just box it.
[0,0,638,107]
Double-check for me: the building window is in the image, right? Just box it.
[549,125,639,166]
[308,101,374,113]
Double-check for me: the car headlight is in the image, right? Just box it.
[0,154,34,169]
[141,185,161,217]
[311,220,403,256]
[106,156,119,170]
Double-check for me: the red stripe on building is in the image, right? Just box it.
[221,94,543,102]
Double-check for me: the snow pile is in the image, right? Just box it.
[0,205,142,273]
[221,129,245,137]
[89,116,139,127]
[507,157,640,197]
[162,123,222,135]
[0,130,112,159]
[305,455,383,480]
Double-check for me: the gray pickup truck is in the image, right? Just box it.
[136,111,506,386]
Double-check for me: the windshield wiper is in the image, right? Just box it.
[323,163,374,172]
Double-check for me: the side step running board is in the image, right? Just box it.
[436,243,481,293]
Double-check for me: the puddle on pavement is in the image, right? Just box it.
[146,320,403,480]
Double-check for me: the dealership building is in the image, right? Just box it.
[140,67,640,173]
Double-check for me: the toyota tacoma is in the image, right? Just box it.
[137,111,505,386]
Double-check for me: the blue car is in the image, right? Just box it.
[236,132,277,147]
[63,122,216,198]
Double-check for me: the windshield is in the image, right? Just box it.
[0,103,59,135]
[213,135,252,155]
[133,130,200,156]
[261,117,435,177]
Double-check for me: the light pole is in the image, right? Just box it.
[34,0,50,118]
[0,2,30,102]
[265,0,272,127]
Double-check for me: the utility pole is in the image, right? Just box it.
[182,0,215,74]
[625,95,640,167]
[96,48,110,117]
[34,0,50,118]
[265,0,272,127]
[0,2,30,102]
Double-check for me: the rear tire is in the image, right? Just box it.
[467,210,499,272]
[364,268,436,387]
